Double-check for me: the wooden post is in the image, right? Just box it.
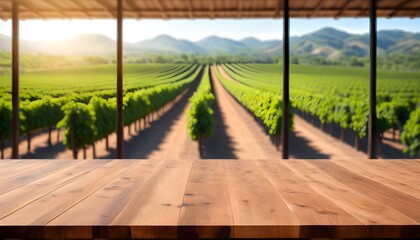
[48,126,52,146]
[11,0,20,159]
[116,0,124,159]
[368,0,377,159]
[281,0,290,159]
[71,114,77,159]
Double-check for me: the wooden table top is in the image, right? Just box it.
[0,159,419,239]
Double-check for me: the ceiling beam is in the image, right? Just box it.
[70,0,92,18]
[187,0,193,19]
[155,0,168,19]
[124,0,141,18]
[275,0,281,18]
[209,0,214,19]
[335,0,354,19]
[19,0,44,18]
[410,9,419,18]
[43,0,69,18]
[309,0,324,18]
[357,8,368,17]
[95,0,116,17]
[388,0,414,17]
[237,0,243,19]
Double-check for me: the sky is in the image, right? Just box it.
[0,18,419,43]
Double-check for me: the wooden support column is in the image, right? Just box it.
[116,0,124,159]
[281,0,289,159]
[12,0,19,159]
[368,0,377,159]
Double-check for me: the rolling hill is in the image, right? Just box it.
[0,27,418,59]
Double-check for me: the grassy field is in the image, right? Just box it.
[225,64,420,97]
[0,64,194,96]
[222,63,420,155]
[2,63,418,96]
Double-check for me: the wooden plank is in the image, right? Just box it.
[255,159,365,239]
[284,160,418,238]
[0,160,132,226]
[161,158,193,168]
[178,160,233,238]
[112,163,191,238]
[375,159,420,173]
[0,160,56,180]
[0,160,107,220]
[0,160,28,174]
[224,160,299,238]
[308,160,420,222]
[46,161,164,239]
[332,159,420,199]
[0,160,72,195]
[343,159,420,182]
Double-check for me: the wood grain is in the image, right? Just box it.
[255,159,364,238]
[0,160,76,195]
[113,163,192,238]
[0,160,106,219]
[308,160,420,222]
[0,159,419,239]
[332,159,420,199]
[50,161,164,225]
[178,160,233,238]
[0,160,57,182]
[284,160,418,238]
[224,160,299,238]
[0,160,131,225]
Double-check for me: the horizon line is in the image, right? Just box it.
[0,26,418,44]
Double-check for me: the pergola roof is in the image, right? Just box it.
[0,0,419,20]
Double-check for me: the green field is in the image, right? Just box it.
[0,64,202,158]
[0,63,419,157]
[222,63,420,155]
[0,64,194,98]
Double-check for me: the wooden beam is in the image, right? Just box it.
[43,0,69,18]
[95,0,116,17]
[236,0,242,19]
[335,0,354,19]
[368,0,377,159]
[5,5,419,19]
[275,0,281,18]
[282,0,289,159]
[12,0,19,159]
[388,0,414,17]
[69,0,91,18]
[309,0,324,18]
[187,0,193,19]
[410,9,419,18]
[155,0,168,19]
[209,0,214,19]
[124,0,141,18]
[357,1,370,17]
[19,0,43,18]
[117,0,124,159]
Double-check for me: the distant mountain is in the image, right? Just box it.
[292,27,352,59]
[0,27,418,60]
[291,27,420,59]
[196,36,247,55]
[132,35,206,55]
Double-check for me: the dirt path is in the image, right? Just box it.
[217,64,370,159]
[208,66,281,159]
[290,115,367,159]
[1,65,412,160]
[2,80,200,160]
[122,86,199,159]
